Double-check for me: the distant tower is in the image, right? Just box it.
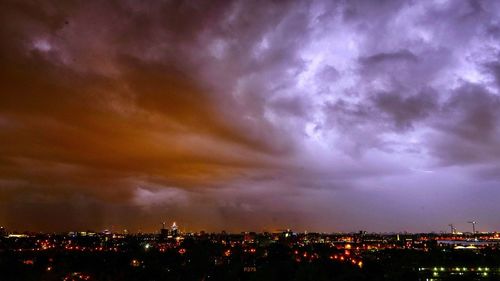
[160,222,168,240]
[467,221,477,234]
[448,224,456,234]
[171,222,179,236]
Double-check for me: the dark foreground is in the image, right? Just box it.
[1,232,500,280]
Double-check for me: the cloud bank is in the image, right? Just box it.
[1,0,500,232]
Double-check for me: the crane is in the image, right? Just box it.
[467,221,477,235]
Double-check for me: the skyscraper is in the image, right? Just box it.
[171,222,179,237]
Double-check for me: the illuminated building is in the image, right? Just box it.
[171,222,179,237]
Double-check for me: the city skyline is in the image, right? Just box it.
[2,224,499,280]
[1,0,500,233]
[0,220,495,235]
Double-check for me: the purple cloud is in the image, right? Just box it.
[1,0,500,233]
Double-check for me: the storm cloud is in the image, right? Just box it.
[1,0,500,233]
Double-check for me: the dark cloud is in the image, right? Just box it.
[443,85,499,141]
[430,83,500,165]
[361,50,418,65]
[268,96,310,117]
[1,0,500,232]
[372,88,438,130]
[316,65,340,82]
[485,61,500,89]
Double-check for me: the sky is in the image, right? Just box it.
[1,0,500,233]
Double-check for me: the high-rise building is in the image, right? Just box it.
[160,222,168,240]
[171,222,179,237]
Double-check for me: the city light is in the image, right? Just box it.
[1,228,500,279]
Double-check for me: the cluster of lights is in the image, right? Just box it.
[430,267,491,272]
[64,245,119,252]
[62,272,91,280]
[293,250,320,262]
[426,266,496,277]
[130,259,142,267]
[329,254,363,268]
[36,239,56,250]
[243,248,256,254]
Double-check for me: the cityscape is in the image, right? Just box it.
[2,0,500,280]
[1,223,500,280]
